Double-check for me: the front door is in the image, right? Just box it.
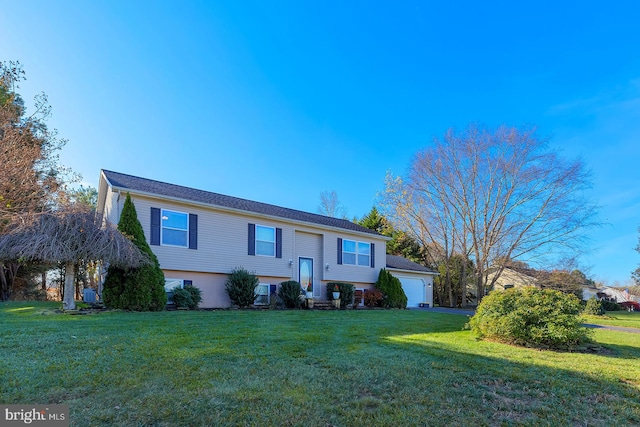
[299,257,314,295]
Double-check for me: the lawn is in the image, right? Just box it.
[584,310,640,329]
[1,302,639,427]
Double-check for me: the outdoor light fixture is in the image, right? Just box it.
[288,259,293,266]
[325,263,330,270]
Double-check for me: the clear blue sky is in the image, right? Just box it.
[2,1,639,285]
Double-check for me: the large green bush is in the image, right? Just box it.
[601,300,622,311]
[375,269,407,309]
[468,287,591,349]
[278,280,304,309]
[102,193,167,311]
[225,267,258,308]
[326,282,354,309]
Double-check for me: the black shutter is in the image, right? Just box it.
[188,214,198,250]
[337,238,343,264]
[183,280,193,287]
[270,284,277,295]
[150,208,160,245]
[370,243,375,268]
[248,223,255,255]
[276,228,282,258]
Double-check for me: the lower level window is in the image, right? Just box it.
[255,283,270,305]
[165,279,192,303]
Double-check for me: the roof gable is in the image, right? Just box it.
[101,170,381,236]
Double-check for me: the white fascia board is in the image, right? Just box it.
[386,267,440,276]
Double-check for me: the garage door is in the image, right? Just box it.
[399,277,426,308]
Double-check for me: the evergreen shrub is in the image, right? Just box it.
[601,300,622,311]
[468,287,591,349]
[375,269,407,308]
[225,267,258,308]
[327,282,354,309]
[278,280,304,309]
[102,193,167,311]
[171,285,203,310]
[583,296,604,316]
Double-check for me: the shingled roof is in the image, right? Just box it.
[386,254,437,273]
[101,170,381,236]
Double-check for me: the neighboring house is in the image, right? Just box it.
[97,170,437,308]
[486,268,538,292]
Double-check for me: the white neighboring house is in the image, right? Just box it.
[97,170,438,308]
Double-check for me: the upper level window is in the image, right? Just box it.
[256,225,275,256]
[162,210,188,247]
[342,239,371,266]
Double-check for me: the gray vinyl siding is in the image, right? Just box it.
[107,192,386,286]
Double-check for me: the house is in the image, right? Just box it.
[97,170,437,308]
[486,268,538,292]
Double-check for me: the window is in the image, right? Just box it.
[342,239,371,266]
[164,279,192,304]
[255,283,270,305]
[256,225,275,256]
[161,210,188,247]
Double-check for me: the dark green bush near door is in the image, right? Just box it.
[468,287,591,349]
[278,280,304,309]
[326,282,354,309]
[375,269,407,309]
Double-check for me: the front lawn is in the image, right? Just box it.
[1,302,639,426]
[584,310,640,329]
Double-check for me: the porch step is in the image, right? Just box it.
[309,300,338,310]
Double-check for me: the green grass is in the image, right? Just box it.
[583,310,640,329]
[1,302,639,426]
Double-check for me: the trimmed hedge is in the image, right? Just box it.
[326,282,354,309]
[375,269,407,309]
[278,280,304,309]
[468,287,591,349]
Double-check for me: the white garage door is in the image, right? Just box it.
[399,277,426,308]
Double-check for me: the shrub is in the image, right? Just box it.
[583,296,604,316]
[468,287,591,349]
[601,300,622,311]
[327,282,354,309]
[364,289,383,308]
[225,267,258,308]
[103,193,167,311]
[375,269,407,308]
[278,280,304,309]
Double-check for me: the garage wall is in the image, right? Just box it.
[390,270,435,308]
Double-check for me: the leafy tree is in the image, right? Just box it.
[383,124,598,302]
[357,206,422,263]
[102,193,166,310]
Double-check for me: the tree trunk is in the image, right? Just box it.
[460,261,467,308]
[63,261,76,310]
[42,272,47,291]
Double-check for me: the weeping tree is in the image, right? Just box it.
[0,205,150,309]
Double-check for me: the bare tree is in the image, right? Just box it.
[1,61,76,300]
[383,124,598,302]
[0,204,150,309]
[317,190,347,218]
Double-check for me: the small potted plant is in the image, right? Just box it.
[332,285,340,300]
[305,283,313,299]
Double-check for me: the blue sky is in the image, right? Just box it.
[2,1,639,285]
